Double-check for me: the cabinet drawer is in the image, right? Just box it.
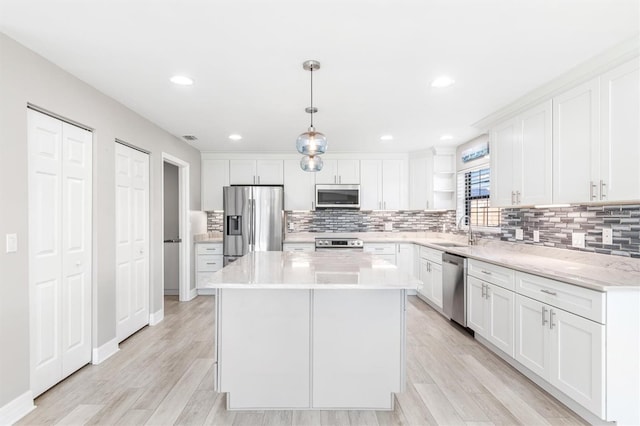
[364,243,396,255]
[515,272,605,324]
[197,255,224,272]
[283,243,315,252]
[419,246,443,264]
[197,272,216,288]
[196,243,223,255]
[468,259,515,291]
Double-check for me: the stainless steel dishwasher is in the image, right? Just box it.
[442,252,467,327]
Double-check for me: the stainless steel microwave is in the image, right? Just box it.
[315,184,360,209]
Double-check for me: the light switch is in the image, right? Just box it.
[515,228,523,240]
[572,232,586,249]
[602,228,613,245]
[6,234,17,253]
[533,230,540,242]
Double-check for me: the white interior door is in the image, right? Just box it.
[28,109,92,397]
[115,143,150,342]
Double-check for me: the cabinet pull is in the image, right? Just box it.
[511,191,515,205]
[540,289,557,296]
[516,191,521,204]
[339,175,342,184]
[542,306,548,326]
[485,285,490,299]
[206,262,217,265]
[384,201,387,210]
[375,247,384,251]
[481,270,492,275]
[550,309,556,329]
[600,180,606,200]
[590,181,597,201]
[311,201,315,210]
[481,283,486,298]
[257,175,261,184]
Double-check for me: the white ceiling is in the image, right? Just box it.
[1,0,638,153]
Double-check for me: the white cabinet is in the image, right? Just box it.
[202,159,229,211]
[491,100,552,207]
[396,243,414,277]
[315,159,360,184]
[417,246,443,309]
[229,159,283,185]
[283,159,316,210]
[409,157,429,210]
[283,242,315,252]
[409,149,454,210]
[515,293,605,417]
[196,243,223,289]
[360,159,406,210]
[364,243,396,265]
[599,59,640,202]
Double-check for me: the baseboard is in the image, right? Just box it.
[163,289,179,296]
[0,390,35,425]
[188,288,198,300]
[407,289,417,296]
[91,337,119,365]
[149,309,164,326]
[197,288,216,296]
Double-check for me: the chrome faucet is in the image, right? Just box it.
[458,215,476,246]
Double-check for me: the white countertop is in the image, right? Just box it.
[204,251,420,290]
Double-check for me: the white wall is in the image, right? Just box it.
[0,32,201,408]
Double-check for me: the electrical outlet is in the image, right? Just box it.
[572,232,586,249]
[533,230,540,242]
[602,228,613,245]
[288,222,294,231]
[384,222,393,231]
[6,233,17,253]
[515,228,524,240]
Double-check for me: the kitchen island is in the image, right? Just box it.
[207,251,420,410]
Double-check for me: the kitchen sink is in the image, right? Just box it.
[432,242,467,248]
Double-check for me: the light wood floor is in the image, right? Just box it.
[18,295,587,426]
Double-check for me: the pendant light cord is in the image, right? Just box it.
[310,66,314,128]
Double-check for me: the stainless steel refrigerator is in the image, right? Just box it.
[223,186,284,265]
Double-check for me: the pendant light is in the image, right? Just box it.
[297,60,327,172]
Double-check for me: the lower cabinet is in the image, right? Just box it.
[283,242,315,252]
[418,247,443,309]
[364,243,397,265]
[515,294,605,417]
[467,276,515,357]
[196,243,223,289]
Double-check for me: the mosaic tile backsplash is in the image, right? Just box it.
[206,203,640,258]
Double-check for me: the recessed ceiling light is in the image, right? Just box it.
[170,75,194,86]
[440,134,453,141]
[431,76,455,88]
[228,134,242,141]
[380,135,394,141]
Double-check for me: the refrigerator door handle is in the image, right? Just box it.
[248,198,254,249]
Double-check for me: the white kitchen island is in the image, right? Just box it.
[206,251,420,411]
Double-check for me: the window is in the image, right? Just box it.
[456,167,501,228]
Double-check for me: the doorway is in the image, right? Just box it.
[161,153,192,305]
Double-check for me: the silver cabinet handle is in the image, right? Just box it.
[375,247,384,251]
[516,191,521,204]
[384,201,387,210]
[550,309,556,329]
[511,191,515,205]
[600,180,606,200]
[540,289,557,296]
[206,262,218,265]
[257,175,260,184]
[481,283,486,298]
[339,175,342,184]
[311,201,315,210]
[481,270,492,275]
[542,306,548,326]
[426,200,429,209]
[590,181,597,201]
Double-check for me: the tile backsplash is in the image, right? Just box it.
[206,203,640,258]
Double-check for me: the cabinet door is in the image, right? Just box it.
[520,100,552,205]
[229,160,257,185]
[515,295,550,379]
[600,59,640,202]
[409,157,429,209]
[490,118,518,207]
[314,159,338,184]
[486,283,515,357]
[430,262,443,309]
[552,79,600,204]
[360,160,382,210]
[549,308,605,417]
[202,159,229,211]
[382,159,403,210]
[256,160,283,185]
[283,159,315,210]
[418,260,431,299]
[337,159,360,184]
[396,244,414,277]
[466,276,487,336]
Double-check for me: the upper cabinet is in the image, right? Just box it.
[283,159,316,210]
[491,100,552,207]
[360,159,406,210]
[409,148,455,210]
[229,159,283,185]
[202,159,229,211]
[315,159,360,184]
[553,59,639,203]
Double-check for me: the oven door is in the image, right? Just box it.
[315,184,360,209]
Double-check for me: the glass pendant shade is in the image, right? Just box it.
[300,155,323,172]
[296,127,327,156]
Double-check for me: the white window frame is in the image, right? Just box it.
[456,165,502,234]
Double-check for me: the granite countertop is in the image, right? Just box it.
[194,232,223,243]
[203,251,420,290]
[285,232,640,292]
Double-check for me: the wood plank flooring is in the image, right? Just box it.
[17,296,587,426]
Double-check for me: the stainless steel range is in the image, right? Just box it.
[315,237,364,252]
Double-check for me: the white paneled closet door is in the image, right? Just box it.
[115,143,150,343]
[28,109,92,397]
